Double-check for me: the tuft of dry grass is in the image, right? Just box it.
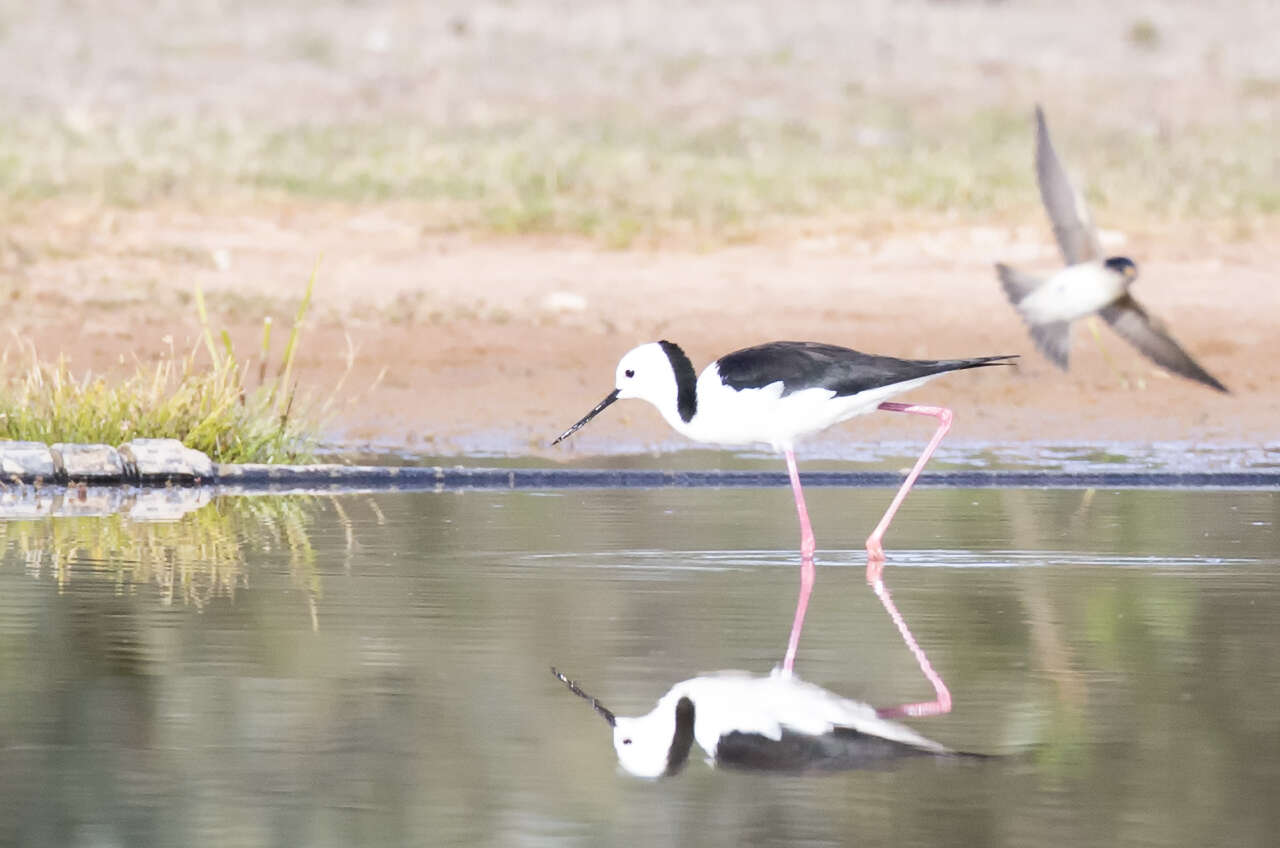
[0,266,331,463]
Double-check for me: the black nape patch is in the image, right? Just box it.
[664,697,696,776]
[658,340,698,423]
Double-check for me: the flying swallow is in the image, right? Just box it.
[996,105,1227,393]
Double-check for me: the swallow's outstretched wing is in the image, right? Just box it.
[1099,295,1229,392]
[1035,105,1104,266]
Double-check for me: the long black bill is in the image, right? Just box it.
[551,666,616,727]
[551,389,620,445]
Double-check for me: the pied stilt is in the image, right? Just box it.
[552,339,1016,683]
[551,667,964,777]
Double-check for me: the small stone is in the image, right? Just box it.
[120,439,214,480]
[541,291,588,313]
[52,443,124,481]
[0,442,56,478]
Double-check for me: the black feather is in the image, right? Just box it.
[664,697,696,776]
[658,340,699,422]
[715,342,1016,397]
[714,726,942,773]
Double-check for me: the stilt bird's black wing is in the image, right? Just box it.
[715,341,1016,398]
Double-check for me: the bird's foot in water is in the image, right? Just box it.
[865,541,886,582]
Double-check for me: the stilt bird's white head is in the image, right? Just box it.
[611,699,695,778]
[551,668,696,778]
[614,342,684,403]
[552,341,699,445]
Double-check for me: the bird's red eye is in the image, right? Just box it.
[624,369,635,378]
[622,738,632,745]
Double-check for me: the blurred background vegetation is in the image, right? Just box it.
[0,0,1276,247]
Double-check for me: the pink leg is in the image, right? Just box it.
[870,576,952,719]
[781,450,816,674]
[865,403,953,581]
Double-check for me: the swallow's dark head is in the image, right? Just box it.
[1104,256,1139,284]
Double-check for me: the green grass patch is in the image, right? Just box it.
[0,269,327,463]
[0,108,1277,244]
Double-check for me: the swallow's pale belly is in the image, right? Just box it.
[1018,263,1125,324]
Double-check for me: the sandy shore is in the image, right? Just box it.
[5,202,1276,458]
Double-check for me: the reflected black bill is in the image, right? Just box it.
[551,667,616,727]
[551,389,620,445]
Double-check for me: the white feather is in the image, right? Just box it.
[685,369,936,453]
[1016,261,1126,324]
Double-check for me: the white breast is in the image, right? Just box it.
[1017,262,1124,324]
[678,367,936,452]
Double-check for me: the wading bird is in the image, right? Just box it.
[553,338,1016,673]
[551,667,961,777]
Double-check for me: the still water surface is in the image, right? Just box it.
[1,487,1278,847]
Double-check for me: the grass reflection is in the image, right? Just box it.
[0,496,319,612]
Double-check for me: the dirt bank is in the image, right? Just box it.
[4,201,1275,457]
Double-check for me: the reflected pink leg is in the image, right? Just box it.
[865,403,953,581]
[781,449,815,674]
[870,577,952,719]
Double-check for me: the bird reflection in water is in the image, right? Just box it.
[553,551,965,776]
[785,560,953,721]
[551,667,970,777]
